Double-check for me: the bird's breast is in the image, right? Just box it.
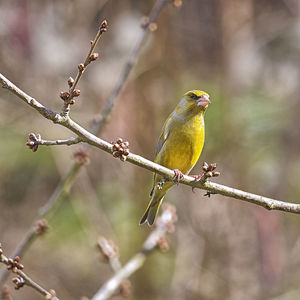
[157,114,205,174]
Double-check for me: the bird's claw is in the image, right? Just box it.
[173,169,184,185]
[204,191,216,197]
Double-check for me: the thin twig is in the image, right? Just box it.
[0,163,81,285]
[0,251,59,300]
[26,133,81,151]
[61,20,107,116]
[91,0,170,133]
[97,237,122,273]
[39,137,80,146]
[2,72,300,214]
[91,207,175,300]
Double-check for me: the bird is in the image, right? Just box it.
[140,90,211,226]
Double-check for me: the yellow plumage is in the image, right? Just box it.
[140,90,211,226]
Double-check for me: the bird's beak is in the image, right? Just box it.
[196,94,211,108]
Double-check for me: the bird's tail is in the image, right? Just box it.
[139,192,165,226]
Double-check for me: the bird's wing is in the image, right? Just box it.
[154,113,174,159]
[155,131,168,159]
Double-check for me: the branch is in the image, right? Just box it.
[61,20,107,116]
[26,133,81,151]
[91,206,176,300]
[0,163,81,285]
[1,73,300,215]
[97,238,122,273]
[0,245,59,300]
[39,137,80,146]
[0,0,169,286]
[91,0,170,133]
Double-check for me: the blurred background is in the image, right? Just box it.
[0,0,300,299]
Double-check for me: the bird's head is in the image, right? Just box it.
[184,90,211,110]
[175,90,211,117]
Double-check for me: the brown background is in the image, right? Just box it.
[0,0,300,299]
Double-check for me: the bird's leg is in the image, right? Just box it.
[173,169,184,185]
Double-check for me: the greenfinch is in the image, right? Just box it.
[140,90,211,226]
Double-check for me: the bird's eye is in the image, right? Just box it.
[189,93,198,100]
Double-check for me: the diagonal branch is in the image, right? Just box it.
[91,206,176,300]
[1,72,300,216]
[91,0,170,133]
[0,0,170,287]
[0,163,81,285]
[61,20,108,116]
[0,247,59,300]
